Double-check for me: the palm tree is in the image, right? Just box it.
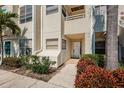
[0,8,21,64]
[106,5,118,70]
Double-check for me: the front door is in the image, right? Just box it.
[4,41,11,57]
[72,42,80,58]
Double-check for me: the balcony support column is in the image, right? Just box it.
[85,33,92,54]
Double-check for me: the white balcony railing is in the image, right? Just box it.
[65,13,85,21]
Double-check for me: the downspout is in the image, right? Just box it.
[32,5,35,54]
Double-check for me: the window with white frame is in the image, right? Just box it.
[46,38,58,49]
[62,39,66,49]
[46,5,58,15]
[20,6,25,23]
[20,5,32,24]
[19,39,32,55]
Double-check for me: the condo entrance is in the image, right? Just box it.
[71,41,81,58]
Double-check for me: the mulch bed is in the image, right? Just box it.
[0,64,65,82]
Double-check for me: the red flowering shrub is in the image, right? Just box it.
[77,59,95,74]
[75,65,116,88]
[113,69,124,87]
[75,57,124,88]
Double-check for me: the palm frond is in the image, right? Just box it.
[0,9,21,36]
[5,12,18,19]
[5,23,21,35]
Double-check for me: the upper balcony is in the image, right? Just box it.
[65,13,85,21]
[63,5,91,35]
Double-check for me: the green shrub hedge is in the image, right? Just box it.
[82,54,104,68]
[20,55,56,74]
[3,56,56,74]
[32,56,56,74]
[3,57,22,67]
[20,55,33,69]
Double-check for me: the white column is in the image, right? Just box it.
[84,6,94,54]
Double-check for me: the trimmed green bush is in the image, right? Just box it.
[20,55,56,74]
[19,56,31,69]
[82,54,104,68]
[32,64,49,74]
[32,56,56,74]
[3,57,22,67]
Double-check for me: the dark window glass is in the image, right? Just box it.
[19,39,32,56]
[26,5,32,22]
[20,6,26,23]
[95,41,105,54]
[4,41,11,57]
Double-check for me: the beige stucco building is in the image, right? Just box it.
[0,5,124,67]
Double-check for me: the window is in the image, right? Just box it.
[20,5,32,24]
[46,38,58,49]
[95,41,105,54]
[62,39,66,49]
[46,5,58,15]
[94,15,104,32]
[121,47,124,61]
[19,39,32,55]
[26,5,32,22]
[94,6,107,32]
[20,6,25,23]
